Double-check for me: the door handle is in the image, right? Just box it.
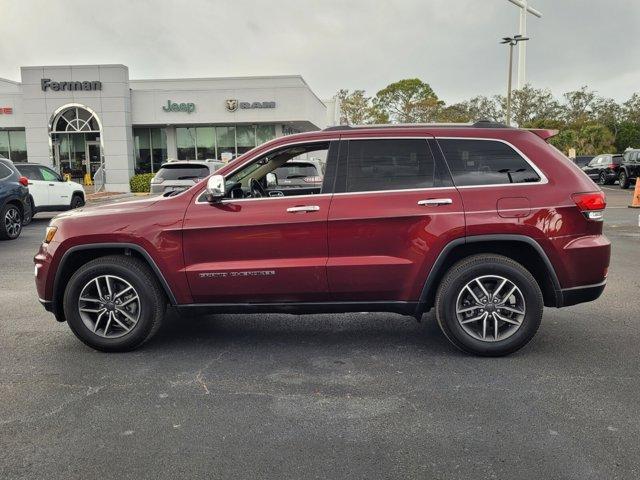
[418,198,453,206]
[49,183,55,186]
[286,205,320,213]
[28,182,33,185]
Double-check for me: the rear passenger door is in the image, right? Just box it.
[18,164,49,208]
[326,136,464,302]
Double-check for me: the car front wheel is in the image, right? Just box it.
[435,254,543,356]
[63,255,166,351]
[0,203,23,240]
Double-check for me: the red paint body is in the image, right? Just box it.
[35,127,610,312]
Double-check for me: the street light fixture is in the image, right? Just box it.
[501,34,529,126]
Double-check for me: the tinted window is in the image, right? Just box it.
[156,164,210,181]
[0,162,13,179]
[346,139,435,192]
[438,139,541,186]
[17,164,43,180]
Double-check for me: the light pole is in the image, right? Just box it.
[507,0,542,89]
[501,35,529,126]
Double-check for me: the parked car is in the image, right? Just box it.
[267,158,325,196]
[0,157,29,240]
[149,160,222,194]
[581,154,622,185]
[35,122,610,356]
[14,163,85,220]
[618,148,640,189]
[573,156,593,168]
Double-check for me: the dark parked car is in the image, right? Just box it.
[35,122,610,356]
[581,154,622,185]
[618,149,640,189]
[0,157,30,240]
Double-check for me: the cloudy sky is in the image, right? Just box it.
[1,0,638,104]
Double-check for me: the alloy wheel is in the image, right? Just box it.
[455,275,526,342]
[4,207,22,238]
[599,172,607,185]
[78,275,141,338]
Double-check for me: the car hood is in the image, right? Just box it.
[53,195,161,221]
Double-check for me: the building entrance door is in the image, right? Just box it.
[85,141,102,179]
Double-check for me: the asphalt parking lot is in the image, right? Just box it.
[1,187,639,480]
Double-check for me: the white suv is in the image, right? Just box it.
[14,163,85,223]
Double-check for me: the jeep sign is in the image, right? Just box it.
[162,100,196,113]
[41,78,102,92]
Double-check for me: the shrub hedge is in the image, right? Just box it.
[129,173,154,193]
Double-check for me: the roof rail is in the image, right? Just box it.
[324,120,509,131]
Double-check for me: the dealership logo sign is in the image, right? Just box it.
[225,99,276,112]
[41,78,102,92]
[162,100,195,113]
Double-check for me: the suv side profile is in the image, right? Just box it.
[618,149,640,189]
[34,123,610,356]
[0,157,29,240]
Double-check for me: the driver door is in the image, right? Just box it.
[182,140,338,304]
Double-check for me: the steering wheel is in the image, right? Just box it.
[249,177,266,198]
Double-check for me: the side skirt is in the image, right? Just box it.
[175,301,421,317]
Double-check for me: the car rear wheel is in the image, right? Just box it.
[619,171,630,189]
[435,254,543,356]
[63,255,166,351]
[0,203,23,240]
[598,172,608,186]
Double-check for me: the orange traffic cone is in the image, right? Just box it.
[630,178,640,208]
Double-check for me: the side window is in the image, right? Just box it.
[18,165,43,180]
[39,167,60,182]
[0,163,13,180]
[345,139,436,193]
[438,139,541,186]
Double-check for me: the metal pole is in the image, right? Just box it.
[517,0,527,88]
[506,42,514,126]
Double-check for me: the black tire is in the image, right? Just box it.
[619,171,630,189]
[0,203,23,240]
[71,194,85,209]
[598,172,607,186]
[22,196,34,226]
[63,255,166,352]
[435,254,543,357]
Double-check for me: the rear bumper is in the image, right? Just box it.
[560,280,606,307]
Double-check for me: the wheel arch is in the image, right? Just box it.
[52,243,177,322]
[417,235,563,316]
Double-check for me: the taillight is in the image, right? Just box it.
[19,176,28,187]
[303,175,323,184]
[608,164,618,169]
[571,191,606,221]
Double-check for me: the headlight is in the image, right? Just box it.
[44,226,58,243]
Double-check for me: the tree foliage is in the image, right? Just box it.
[334,79,640,155]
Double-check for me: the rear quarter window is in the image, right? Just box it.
[0,162,13,180]
[437,139,541,186]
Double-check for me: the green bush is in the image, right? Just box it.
[129,173,154,193]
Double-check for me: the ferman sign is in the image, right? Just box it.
[225,99,276,112]
[41,78,102,92]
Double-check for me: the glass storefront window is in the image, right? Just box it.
[236,125,256,156]
[216,126,236,161]
[134,128,151,174]
[256,125,276,145]
[0,130,27,161]
[151,128,167,172]
[0,131,9,158]
[195,127,216,160]
[177,127,197,160]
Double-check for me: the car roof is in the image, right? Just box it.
[159,161,210,167]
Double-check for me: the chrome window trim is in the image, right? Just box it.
[191,134,548,205]
[433,136,548,188]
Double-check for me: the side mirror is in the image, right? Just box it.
[205,174,225,203]
[266,172,278,188]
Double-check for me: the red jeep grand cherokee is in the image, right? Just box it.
[34,122,610,356]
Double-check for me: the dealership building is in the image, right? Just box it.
[0,64,339,191]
